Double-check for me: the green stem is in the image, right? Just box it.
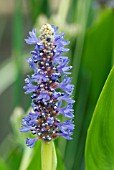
[41,141,57,170]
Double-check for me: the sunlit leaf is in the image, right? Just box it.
[85,66,114,169]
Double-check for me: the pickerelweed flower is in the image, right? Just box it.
[20,24,75,148]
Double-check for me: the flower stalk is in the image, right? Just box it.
[41,141,57,170]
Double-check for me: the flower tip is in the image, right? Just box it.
[25,38,29,43]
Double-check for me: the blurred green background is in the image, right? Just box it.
[0,0,114,170]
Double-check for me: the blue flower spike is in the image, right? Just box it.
[20,24,75,148]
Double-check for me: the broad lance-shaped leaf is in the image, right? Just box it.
[85,66,114,170]
[41,141,57,170]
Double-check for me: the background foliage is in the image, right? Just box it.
[0,0,114,170]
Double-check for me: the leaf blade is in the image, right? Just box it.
[85,66,114,169]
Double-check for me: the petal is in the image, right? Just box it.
[26,138,37,148]
[20,127,32,132]
[25,29,39,44]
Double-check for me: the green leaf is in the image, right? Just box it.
[6,146,23,170]
[41,141,57,170]
[19,141,41,170]
[10,107,25,146]
[28,0,50,24]
[72,0,91,95]
[0,54,29,95]
[64,71,90,170]
[56,148,66,170]
[18,147,33,170]
[0,158,10,170]
[26,141,41,170]
[82,8,114,109]
[85,66,114,169]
